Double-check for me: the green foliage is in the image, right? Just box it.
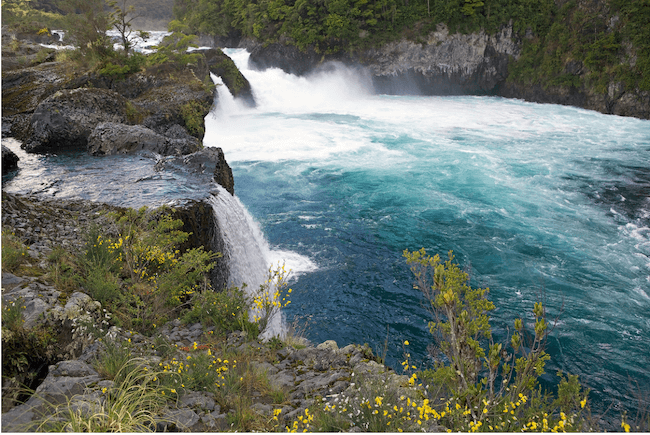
[508,0,650,94]
[250,262,292,334]
[404,248,591,432]
[37,359,169,432]
[173,0,557,53]
[180,100,210,137]
[94,339,136,383]
[1,229,29,273]
[147,31,202,66]
[107,0,141,56]
[183,286,259,337]
[2,298,26,331]
[125,100,144,124]
[75,206,219,334]
[59,0,114,59]
[2,299,58,398]
[46,246,81,293]
[1,0,67,32]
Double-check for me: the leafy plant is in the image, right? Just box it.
[1,229,29,273]
[250,262,292,335]
[183,286,258,337]
[179,100,210,137]
[404,248,591,431]
[94,339,135,383]
[37,360,170,432]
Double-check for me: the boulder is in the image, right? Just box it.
[2,144,19,173]
[87,122,200,156]
[155,147,235,195]
[24,88,128,153]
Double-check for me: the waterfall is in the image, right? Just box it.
[208,186,286,339]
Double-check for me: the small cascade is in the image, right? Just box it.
[208,186,286,339]
[210,73,242,117]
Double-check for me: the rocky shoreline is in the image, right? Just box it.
[1,192,430,432]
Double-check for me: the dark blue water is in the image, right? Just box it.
[205,49,650,418]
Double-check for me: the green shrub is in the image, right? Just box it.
[403,249,591,432]
[183,287,258,337]
[94,339,135,383]
[250,263,292,334]
[1,229,29,273]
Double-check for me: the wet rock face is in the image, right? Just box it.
[156,147,235,196]
[171,197,230,292]
[499,80,650,119]
[246,24,518,95]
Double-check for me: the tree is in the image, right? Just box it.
[108,0,142,56]
[59,0,113,58]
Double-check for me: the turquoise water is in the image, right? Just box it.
[206,49,650,416]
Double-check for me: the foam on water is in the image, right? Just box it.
[203,49,650,417]
[208,185,317,339]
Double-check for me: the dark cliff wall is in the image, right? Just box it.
[172,199,229,292]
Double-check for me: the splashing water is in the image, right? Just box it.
[205,48,650,418]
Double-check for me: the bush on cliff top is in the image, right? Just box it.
[78,206,220,334]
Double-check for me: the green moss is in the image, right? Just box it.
[180,100,210,137]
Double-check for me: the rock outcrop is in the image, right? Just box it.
[248,39,351,76]
[87,122,200,156]
[1,38,218,156]
[239,23,649,119]
[499,80,650,120]
[155,147,235,196]
[245,24,518,95]
[203,48,256,107]
[25,88,129,153]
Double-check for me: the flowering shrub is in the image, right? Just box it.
[404,249,592,432]
[250,262,292,334]
[183,286,259,337]
[79,206,219,332]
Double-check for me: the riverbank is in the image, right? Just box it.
[0,191,433,432]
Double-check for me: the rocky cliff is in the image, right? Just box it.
[229,22,649,119]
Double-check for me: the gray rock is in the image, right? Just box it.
[2,144,19,173]
[268,370,296,390]
[317,340,339,352]
[180,391,216,412]
[49,360,99,378]
[22,298,49,328]
[1,272,27,289]
[251,360,279,376]
[154,147,235,195]
[25,88,128,153]
[87,122,200,156]
[1,405,39,432]
[159,408,200,431]
[250,402,273,414]
[201,410,227,430]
